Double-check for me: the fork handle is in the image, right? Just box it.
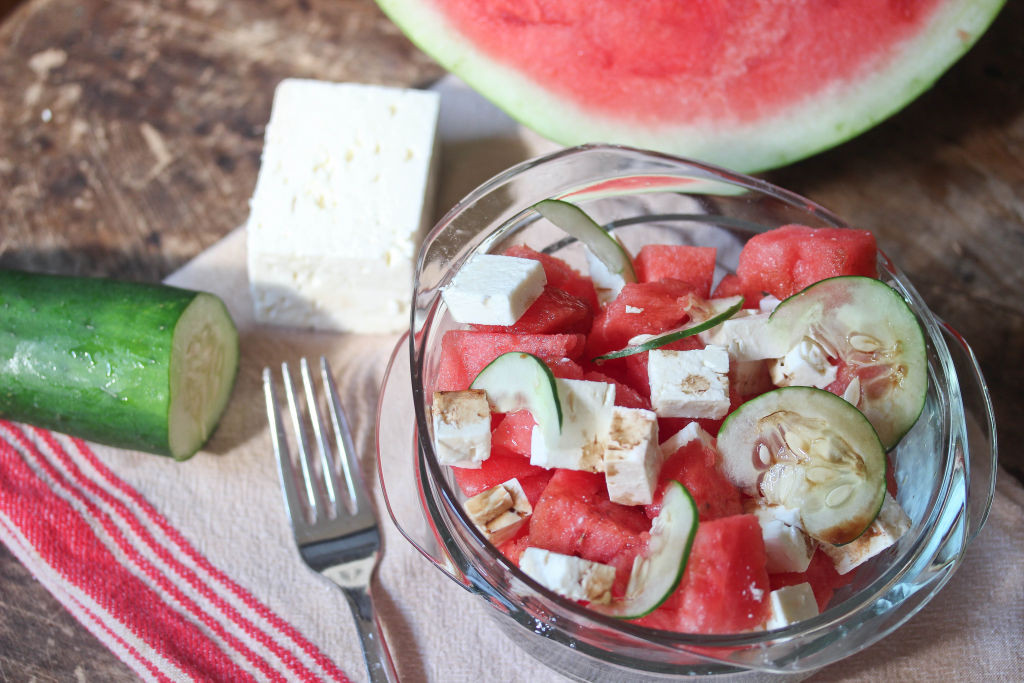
[343,587,400,683]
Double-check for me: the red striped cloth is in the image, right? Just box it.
[0,421,351,682]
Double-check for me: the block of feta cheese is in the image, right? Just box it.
[518,547,616,604]
[821,493,911,574]
[431,390,491,468]
[765,583,819,629]
[530,378,616,472]
[649,346,731,419]
[441,253,546,325]
[585,248,626,305]
[699,309,789,362]
[603,406,662,506]
[247,79,439,333]
[745,500,816,573]
[463,478,532,545]
[770,338,839,390]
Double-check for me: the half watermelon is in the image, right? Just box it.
[375,0,1004,172]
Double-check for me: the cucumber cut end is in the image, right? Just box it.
[167,293,239,460]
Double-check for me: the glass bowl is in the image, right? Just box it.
[376,144,997,680]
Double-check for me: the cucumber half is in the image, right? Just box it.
[594,296,744,362]
[470,352,562,439]
[768,276,927,450]
[0,269,239,460]
[717,387,886,546]
[592,480,698,619]
[533,199,637,283]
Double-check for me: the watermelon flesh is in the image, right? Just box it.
[376,0,1005,171]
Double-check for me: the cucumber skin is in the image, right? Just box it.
[0,269,220,457]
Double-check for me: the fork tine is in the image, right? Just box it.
[281,361,326,522]
[300,357,340,515]
[319,356,371,515]
[263,367,306,532]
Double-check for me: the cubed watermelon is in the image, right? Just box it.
[635,245,717,299]
[634,514,770,633]
[711,273,759,308]
[433,330,586,391]
[586,279,700,357]
[583,370,651,410]
[736,225,878,301]
[452,446,554,506]
[498,534,531,565]
[770,548,855,612]
[472,286,594,335]
[492,410,535,458]
[647,435,742,522]
[503,244,600,311]
[528,469,650,596]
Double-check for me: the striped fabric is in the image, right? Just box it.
[0,422,350,683]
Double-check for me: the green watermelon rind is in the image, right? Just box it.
[375,0,1006,172]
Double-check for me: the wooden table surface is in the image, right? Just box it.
[0,0,1021,679]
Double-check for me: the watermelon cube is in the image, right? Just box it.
[770,548,855,612]
[452,446,554,506]
[586,279,700,357]
[433,330,586,391]
[648,436,743,522]
[528,470,650,596]
[634,514,771,633]
[736,225,877,301]
[635,244,717,298]
[491,410,535,458]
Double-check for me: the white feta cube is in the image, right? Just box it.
[518,547,616,604]
[821,493,911,574]
[530,378,615,472]
[744,498,815,573]
[603,407,662,506]
[699,310,789,362]
[585,248,626,305]
[442,254,546,326]
[463,478,532,546]
[648,346,730,419]
[247,79,439,333]
[770,338,839,390]
[431,390,491,468]
[658,421,714,458]
[766,583,819,629]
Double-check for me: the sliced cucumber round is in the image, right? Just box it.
[768,276,927,450]
[592,481,698,619]
[717,387,886,546]
[594,296,744,362]
[533,199,637,283]
[470,352,562,439]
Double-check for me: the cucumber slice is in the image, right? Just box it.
[768,276,927,449]
[0,269,239,460]
[470,352,562,439]
[594,296,744,362]
[717,387,886,546]
[592,481,698,619]
[533,199,637,283]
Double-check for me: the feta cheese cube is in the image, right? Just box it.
[699,311,789,362]
[658,421,714,458]
[648,346,730,419]
[518,547,616,604]
[765,583,819,629]
[821,493,911,574]
[247,79,440,333]
[603,407,662,506]
[530,378,615,472]
[463,478,532,545]
[743,498,815,573]
[442,254,546,326]
[585,248,626,305]
[770,338,838,390]
[431,390,491,468]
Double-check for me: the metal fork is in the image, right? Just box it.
[263,357,398,683]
